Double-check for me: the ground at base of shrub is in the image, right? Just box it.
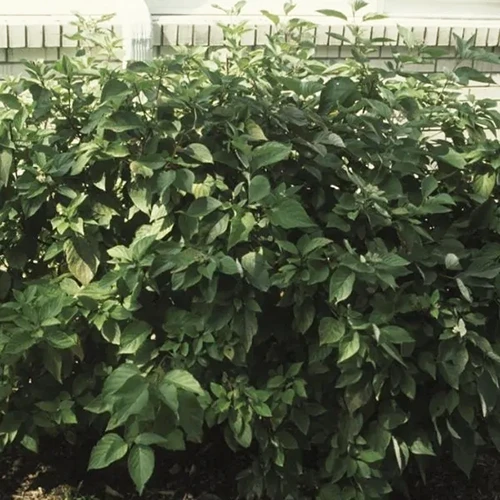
[0,435,243,500]
[1,442,500,500]
[396,449,500,500]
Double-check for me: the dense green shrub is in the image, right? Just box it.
[2,3,500,498]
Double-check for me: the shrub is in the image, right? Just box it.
[1,3,500,498]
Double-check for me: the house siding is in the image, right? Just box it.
[1,10,500,103]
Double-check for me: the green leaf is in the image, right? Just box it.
[241,251,270,291]
[163,369,204,395]
[455,66,495,84]
[174,169,195,193]
[260,10,279,24]
[246,120,267,141]
[338,333,360,363]
[380,326,414,344]
[317,9,348,20]
[158,383,179,414]
[294,300,315,334]
[182,143,213,164]
[135,433,169,446]
[207,213,230,243]
[103,364,141,395]
[45,330,77,350]
[421,176,438,198]
[186,197,222,218]
[254,402,272,417]
[104,111,143,132]
[432,145,466,169]
[473,172,496,199]
[164,429,186,450]
[456,277,472,303]
[106,384,149,431]
[445,253,461,270]
[88,433,128,470]
[270,199,315,229]
[129,183,151,214]
[452,435,476,477]
[410,435,436,456]
[21,434,38,453]
[0,149,13,187]
[301,237,332,255]
[157,170,176,195]
[319,77,358,114]
[178,391,204,442]
[251,142,292,170]
[329,267,355,304]
[219,255,241,275]
[101,79,129,103]
[0,93,21,110]
[128,444,155,495]
[119,321,152,355]
[319,317,345,345]
[64,237,100,285]
[249,175,271,203]
[228,212,256,249]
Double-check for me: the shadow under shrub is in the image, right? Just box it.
[1,3,500,499]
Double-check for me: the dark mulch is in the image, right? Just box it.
[2,436,500,500]
[0,428,246,500]
[391,449,500,500]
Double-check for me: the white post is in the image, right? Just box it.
[115,0,153,64]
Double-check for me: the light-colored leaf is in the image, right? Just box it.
[473,172,496,199]
[319,317,345,345]
[317,8,348,20]
[128,444,155,495]
[183,143,213,164]
[338,332,360,363]
[88,433,128,470]
[329,267,355,304]
[163,369,204,395]
[0,149,13,187]
[456,277,472,303]
[246,120,267,141]
[64,238,100,285]
[445,253,461,270]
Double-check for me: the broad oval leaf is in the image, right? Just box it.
[186,197,222,218]
[163,369,204,395]
[329,267,355,304]
[64,237,100,286]
[88,433,128,470]
[270,199,315,229]
[0,149,13,187]
[249,175,271,203]
[251,142,292,170]
[316,8,348,20]
[128,444,155,495]
[182,143,213,164]
[319,317,345,345]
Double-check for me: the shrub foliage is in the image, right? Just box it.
[2,3,500,498]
